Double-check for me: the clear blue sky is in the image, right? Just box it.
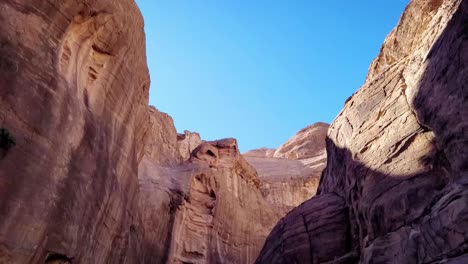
[135,0,409,152]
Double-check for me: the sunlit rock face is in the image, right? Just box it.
[0,1,289,263]
[256,0,468,263]
[244,122,328,214]
[178,130,202,161]
[138,109,280,263]
[0,1,150,263]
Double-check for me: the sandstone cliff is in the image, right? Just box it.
[244,122,328,214]
[0,1,282,263]
[0,1,150,263]
[256,0,468,263]
[138,108,280,263]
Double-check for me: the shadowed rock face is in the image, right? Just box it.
[257,0,468,263]
[245,123,329,214]
[0,1,149,263]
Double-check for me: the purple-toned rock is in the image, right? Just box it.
[245,123,329,214]
[257,0,468,263]
[0,1,150,263]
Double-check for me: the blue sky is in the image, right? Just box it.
[135,0,409,152]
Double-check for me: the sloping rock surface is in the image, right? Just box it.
[273,122,329,160]
[245,123,328,214]
[257,0,468,263]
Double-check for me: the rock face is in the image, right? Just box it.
[177,130,202,161]
[273,122,329,161]
[243,147,276,159]
[138,111,280,263]
[257,0,468,263]
[245,123,328,214]
[0,1,280,263]
[0,1,150,263]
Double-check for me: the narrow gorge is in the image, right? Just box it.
[0,0,466,264]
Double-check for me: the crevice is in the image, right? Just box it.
[400,75,432,132]
[91,44,112,56]
[44,253,72,263]
[300,213,314,263]
[382,132,420,165]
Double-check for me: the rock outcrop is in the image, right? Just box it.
[245,123,328,214]
[138,110,280,263]
[0,1,150,263]
[256,0,468,263]
[0,1,281,263]
[178,130,202,161]
[273,122,328,161]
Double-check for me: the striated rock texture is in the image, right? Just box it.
[138,108,280,263]
[0,0,150,263]
[245,122,328,214]
[0,1,281,263]
[257,0,468,263]
[177,130,202,161]
[273,122,329,161]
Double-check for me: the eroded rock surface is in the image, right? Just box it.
[0,1,284,263]
[257,0,468,263]
[138,110,279,263]
[0,1,149,263]
[273,122,329,161]
[178,130,202,161]
[245,123,328,214]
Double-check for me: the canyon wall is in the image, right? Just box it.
[138,108,280,263]
[0,1,150,263]
[256,0,468,263]
[244,122,328,214]
[0,1,322,263]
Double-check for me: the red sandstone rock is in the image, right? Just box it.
[245,123,329,214]
[0,1,149,263]
[256,0,468,263]
[138,113,280,263]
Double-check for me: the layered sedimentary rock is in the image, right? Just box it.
[244,122,328,213]
[0,1,150,263]
[138,108,280,263]
[273,122,328,161]
[257,0,468,263]
[0,1,284,263]
[177,130,202,160]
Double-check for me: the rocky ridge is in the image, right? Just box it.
[244,122,329,214]
[256,0,468,263]
[138,108,280,263]
[0,1,322,262]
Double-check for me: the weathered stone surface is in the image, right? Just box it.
[169,142,278,263]
[244,147,276,158]
[0,1,149,263]
[144,106,183,166]
[245,123,328,214]
[257,0,468,263]
[138,113,279,263]
[255,193,353,264]
[273,122,329,160]
[177,130,202,161]
[0,1,284,263]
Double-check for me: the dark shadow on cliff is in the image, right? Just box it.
[256,1,468,263]
[255,140,451,263]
